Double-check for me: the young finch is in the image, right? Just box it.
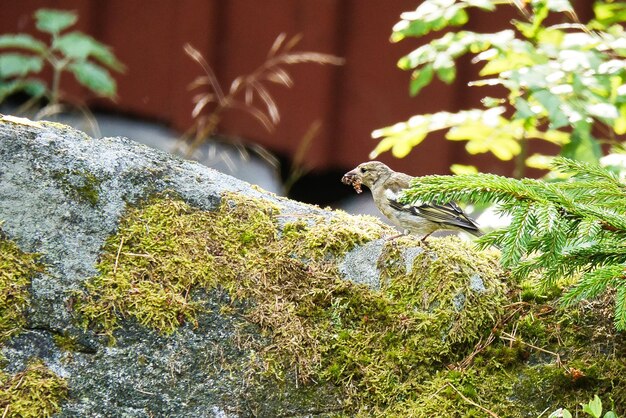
[342,161,481,241]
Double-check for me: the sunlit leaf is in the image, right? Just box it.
[615,104,626,135]
[539,130,570,145]
[450,164,478,174]
[526,153,555,169]
[369,136,397,159]
[392,140,413,158]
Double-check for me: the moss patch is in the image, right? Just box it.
[74,193,625,416]
[0,231,43,342]
[0,359,69,417]
[51,169,102,206]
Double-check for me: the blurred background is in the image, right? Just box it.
[0,0,597,214]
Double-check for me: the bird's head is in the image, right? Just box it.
[342,161,393,192]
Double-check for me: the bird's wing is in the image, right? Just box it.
[387,198,481,235]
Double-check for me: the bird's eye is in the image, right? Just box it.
[360,167,367,173]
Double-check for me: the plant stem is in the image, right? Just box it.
[50,64,61,107]
[513,136,528,179]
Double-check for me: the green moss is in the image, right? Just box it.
[0,231,43,342]
[74,193,626,416]
[0,359,69,417]
[52,333,82,352]
[52,169,102,206]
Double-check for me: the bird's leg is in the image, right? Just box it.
[420,232,434,246]
[386,229,409,242]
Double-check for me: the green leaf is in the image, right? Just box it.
[561,121,601,163]
[0,79,46,101]
[0,34,46,53]
[391,2,469,40]
[410,65,434,96]
[34,9,77,35]
[480,51,539,76]
[514,97,535,119]
[581,395,603,418]
[68,61,117,97]
[549,408,573,418]
[604,411,618,418]
[21,79,47,97]
[532,89,569,129]
[592,2,626,29]
[436,64,456,84]
[543,0,574,13]
[0,53,44,78]
[55,32,124,71]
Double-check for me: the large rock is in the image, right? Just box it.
[0,117,624,417]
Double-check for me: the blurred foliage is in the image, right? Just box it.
[0,8,124,110]
[371,0,626,177]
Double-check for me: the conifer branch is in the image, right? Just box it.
[400,157,626,330]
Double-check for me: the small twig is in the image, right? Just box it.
[113,237,124,274]
[537,406,551,417]
[500,332,562,366]
[2,404,9,418]
[446,382,501,418]
[13,374,26,390]
[121,252,155,259]
[454,304,525,370]
[426,382,450,400]
[136,387,156,395]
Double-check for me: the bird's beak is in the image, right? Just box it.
[342,167,363,193]
[341,168,359,185]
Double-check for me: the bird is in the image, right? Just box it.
[341,161,481,241]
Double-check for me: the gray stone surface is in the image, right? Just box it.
[0,118,341,417]
[339,239,386,289]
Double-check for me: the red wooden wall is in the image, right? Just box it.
[0,0,595,176]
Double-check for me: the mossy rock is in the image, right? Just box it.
[0,231,43,342]
[0,232,67,417]
[74,193,510,414]
[1,119,625,416]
